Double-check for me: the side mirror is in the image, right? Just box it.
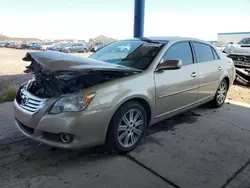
[156,59,182,72]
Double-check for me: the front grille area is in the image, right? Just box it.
[228,54,250,63]
[228,54,250,68]
[16,86,46,113]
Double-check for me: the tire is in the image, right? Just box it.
[67,49,72,53]
[83,48,87,53]
[211,79,229,108]
[106,101,147,153]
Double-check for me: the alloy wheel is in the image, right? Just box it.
[216,81,228,105]
[117,109,144,148]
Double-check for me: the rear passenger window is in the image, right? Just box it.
[211,47,220,60]
[193,42,214,63]
[162,42,193,66]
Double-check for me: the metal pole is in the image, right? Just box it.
[133,0,145,38]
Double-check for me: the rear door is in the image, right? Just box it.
[192,42,222,100]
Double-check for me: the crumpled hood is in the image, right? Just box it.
[23,51,141,73]
[223,44,250,55]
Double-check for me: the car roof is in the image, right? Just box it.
[123,36,211,45]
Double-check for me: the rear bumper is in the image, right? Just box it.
[14,99,114,149]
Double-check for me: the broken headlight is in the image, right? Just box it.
[50,93,96,114]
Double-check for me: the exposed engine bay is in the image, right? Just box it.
[22,51,140,98]
[25,69,130,98]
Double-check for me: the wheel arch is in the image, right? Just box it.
[113,97,152,126]
[223,76,230,86]
[105,97,153,143]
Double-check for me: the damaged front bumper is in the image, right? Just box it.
[14,89,114,149]
[228,54,250,82]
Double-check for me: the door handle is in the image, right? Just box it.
[218,66,222,71]
[191,72,197,77]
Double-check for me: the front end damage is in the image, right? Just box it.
[19,51,140,98]
[223,43,250,83]
[227,53,250,83]
[14,51,141,148]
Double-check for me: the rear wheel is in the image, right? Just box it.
[67,49,72,53]
[106,101,147,153]
[82,48,87,53]
[211,79,228,108]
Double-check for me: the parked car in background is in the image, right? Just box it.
[5,42,15,48]
[20,43,30,49]
[40,42,54,51]
[29,43,41,50]
[0,42,6,47]
[14,37,235,153]
[62,43,89,53]
[215,44,226,52]
[13,42,22,49]
[223,37,250,83]
[89,43,102,50]
[57,43,72,52]
[91,43,105,52]
[48,43,64,51]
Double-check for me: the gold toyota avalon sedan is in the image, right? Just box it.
[14,37,235,153]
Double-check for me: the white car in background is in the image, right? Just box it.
[223,38,250,83]
[40,42,54,51]
[223,38,250,54]
[215,44,227,52]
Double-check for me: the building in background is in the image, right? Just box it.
[217,32,250,44]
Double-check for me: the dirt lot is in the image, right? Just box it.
[0,48,92,96]
[0,48,250,104]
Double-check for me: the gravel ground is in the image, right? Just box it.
[227,80,250,104]
[0,48,250,104]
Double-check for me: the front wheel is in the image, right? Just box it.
[211,79,228,108]
[106,101,147,153]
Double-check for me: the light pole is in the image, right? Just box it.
[133,0,145,38]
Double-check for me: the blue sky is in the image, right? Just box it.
[1,0,250,40]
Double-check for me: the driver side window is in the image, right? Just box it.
[162,42,193,66]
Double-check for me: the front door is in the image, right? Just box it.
[154,41,199,118]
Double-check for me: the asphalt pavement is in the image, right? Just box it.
[1,101,250,188]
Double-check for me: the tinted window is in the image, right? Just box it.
[193,42,214,63]
[90,40,164,70]
[211,47,220,60]
[162,42,193,65]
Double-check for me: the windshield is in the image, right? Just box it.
[90,40,164,70]
[238,38,250,44]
